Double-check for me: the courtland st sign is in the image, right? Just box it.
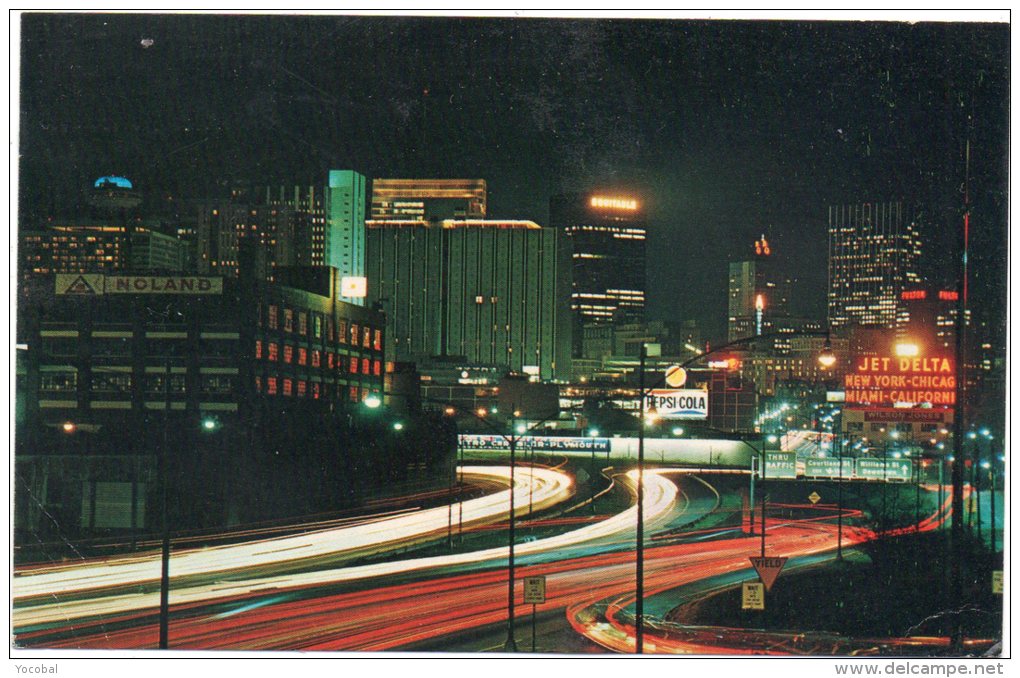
[844,356,955,406]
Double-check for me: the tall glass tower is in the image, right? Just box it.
[549,192,647,357]
[828,201,923,329]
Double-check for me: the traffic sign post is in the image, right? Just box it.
[742,582,765,610]
[523,576,546,652]
[750,556,788,592]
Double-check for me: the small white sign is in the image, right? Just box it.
[523,576,546,604]
[742,582,765,610]
[340,276,367,298]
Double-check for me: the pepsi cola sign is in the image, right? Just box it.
[643,389,708,420]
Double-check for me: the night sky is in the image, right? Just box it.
[16,14,1009,342]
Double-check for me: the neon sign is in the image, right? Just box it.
[844,355,956,406]
[590,196,638,210]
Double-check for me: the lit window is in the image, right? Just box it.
[311,350,321,367]
[297,380,306,397]
[255,340,263,359]
[350,356,358,374]
[284,345,293,363]
[283,379,293,396]
[298,312,308,335]
[362,358,370,374]
[268,305,278,329]
[298,348,307,365]
[267,377,278,395]
[373,329,382,351]
[268,343,279,362]
[284,309,294,333]
[350,323,359,344]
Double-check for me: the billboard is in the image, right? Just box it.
[56,274,223,295]
[844,355,955,406]
[643,389,708,420]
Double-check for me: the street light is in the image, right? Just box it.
[631,330,836,654]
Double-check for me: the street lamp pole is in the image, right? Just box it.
[159,352,171,650]
[837,433,844,560]
[635,344,646,654]
[504,407,518,652]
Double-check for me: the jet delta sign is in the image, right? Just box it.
[56,274,223,296]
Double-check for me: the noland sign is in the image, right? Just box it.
[844,355,956,406]
[57,274,223,295]
[644,389,708,420]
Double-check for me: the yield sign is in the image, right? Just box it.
[808,491,821,504]
[750,556,788,592]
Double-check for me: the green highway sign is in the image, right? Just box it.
[855,458,913,481]
[764,451,797,479]
[804,457,848,478]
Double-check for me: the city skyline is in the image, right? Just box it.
[15,14,1009,341]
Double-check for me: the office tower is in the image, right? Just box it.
[727,235,794,341]
[365,218,571,381]
[371,178,487,221]
[326,170,368,305]
[195,171,365,293]
[828,201,923,329]
[549,192,647,356]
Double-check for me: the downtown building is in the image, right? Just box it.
[828,201,923,330]
[549,192,647,357]
[365,214,572,382]
[16,257,394,543]
[196,170,368,305]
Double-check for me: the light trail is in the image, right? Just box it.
[13,465,570,601]
[13,468,678,630]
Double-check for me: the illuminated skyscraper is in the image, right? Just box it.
[326,170,368,305]
[549,192,647,356]
[828,201,923,329]
[727,235,794,341]
[365,218,572,381]
[370,178,487,221]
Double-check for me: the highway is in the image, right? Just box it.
[13,463,976,654]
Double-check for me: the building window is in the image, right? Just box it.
[363,326,372,348]
[284,309,294,333]
[339,320,348,344]
[201,375,235,395]
[350,356,358,374]
[298,348,307,366]
[268,342,279,362]
[311,350,321,367]
[326,317,334,342]
[267,377,278,395]
[373,360,381,376]
[255,376,262,392]
[314,315,322,339]
[362,358,370,375]
[283,345,293,364]
[350,323,359,345]
[268,305,278,330]
[311,382,320,399]
[283,378,293,396]
[255,340,263,359]
[327,352,334,369]
[91,372,132,394]
[373,329,382,351]
[349,386,359,402]
[297,380,307,397]
[40,370,77,393]
[298,312,308,336]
